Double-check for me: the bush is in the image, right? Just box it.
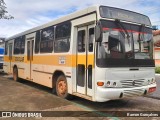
[155,67,160,74]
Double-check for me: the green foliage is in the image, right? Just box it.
[155,67,160,74]
[0,0,14,19]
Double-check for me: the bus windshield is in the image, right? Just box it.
[96,20,154,67]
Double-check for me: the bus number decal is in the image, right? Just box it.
[59,56,66,65]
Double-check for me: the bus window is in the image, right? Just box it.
[21,36,25,54]
[9,44,12,60]
[14,36,25,54]
[89,28,94,52]
[77,64,85,87]
[108,35,123,59]
[78,30,85,52]
[54,22,71,52]
[27,41,30,60]
[88,65,92,89]
[35,31,40,53]
[40,26,54,53]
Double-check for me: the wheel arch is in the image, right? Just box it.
[13,64,18,72]
[13,64,19,81]
[52,70,65,88]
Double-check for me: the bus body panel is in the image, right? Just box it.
[95,84,156,102]
[94,66,156,102]
[3,5,156,102]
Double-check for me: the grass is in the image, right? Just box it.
[155,67,160,74]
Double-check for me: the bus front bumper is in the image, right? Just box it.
[95,84,157,102]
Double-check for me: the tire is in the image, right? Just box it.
[56,75,72,99]
[13,67,19,81]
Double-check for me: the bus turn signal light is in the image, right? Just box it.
[97,82,104,86]
[148,87,156,93]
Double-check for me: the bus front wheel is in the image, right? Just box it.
[56,75,72,99]
[13,67,19,81]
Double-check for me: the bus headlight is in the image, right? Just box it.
[113,82,117,87]
[106,81,110,87]
[151,78,156,84]
[148,80,151,85]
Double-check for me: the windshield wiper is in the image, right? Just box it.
[115,19,130,44]
[138,24,145,41]
[115,19,134,59]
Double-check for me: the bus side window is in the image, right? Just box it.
[9,44,12,60]
[21,36,25,54]
[14,36,25,55]
[27,41,30,60]
[40,26,54,53]
[5,41,8,55]
[35,31,40,53]
[54,22,71,52]
[89,28,94,52]
[78,30,85,52]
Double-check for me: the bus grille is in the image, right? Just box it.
[123,89,144,98]
[120,79,145,88]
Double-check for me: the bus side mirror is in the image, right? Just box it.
[95,23,102,42]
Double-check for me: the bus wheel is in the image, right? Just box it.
[13,67,19,81]
[56,75,71,99]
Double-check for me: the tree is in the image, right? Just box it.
[0,0,13,19]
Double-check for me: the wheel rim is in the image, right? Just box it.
[57,80,67,96]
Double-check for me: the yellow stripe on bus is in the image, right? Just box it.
[4,54,94,67]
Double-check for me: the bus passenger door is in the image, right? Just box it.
[76,25,94,96]
[26,35,35,81]
[87,25,94,97]
[8,43,13,73]
[76,27,87,95]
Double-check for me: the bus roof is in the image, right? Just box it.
[6,5,98,41]
[6,5,150,41]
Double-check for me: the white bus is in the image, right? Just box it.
[4,5,156,102]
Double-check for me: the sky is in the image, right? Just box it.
[1,0,160,37]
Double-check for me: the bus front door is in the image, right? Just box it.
[26,34,35,81]
[8,43,13,73]
[76,25,94,97]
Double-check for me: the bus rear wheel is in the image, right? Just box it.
[13,67,19,81]
[56,75,72,99]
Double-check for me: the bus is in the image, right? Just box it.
[0,47,4,72]
[4,5,156,102]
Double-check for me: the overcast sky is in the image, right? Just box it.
[1,0,160,37]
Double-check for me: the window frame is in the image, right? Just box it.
[35,30,41,54]
[54,21,71,53]
[13,36,25,55]
[40,26,55,53]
